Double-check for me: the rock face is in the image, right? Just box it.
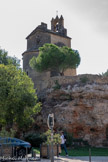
[35,74,108,147]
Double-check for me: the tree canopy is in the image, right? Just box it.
[0,48,20,68]
[0,64,41,131]
[29,43,81,76]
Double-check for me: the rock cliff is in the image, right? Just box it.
[35,74,108,147]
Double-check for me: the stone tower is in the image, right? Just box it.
[22,15,76,92]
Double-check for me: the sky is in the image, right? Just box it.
[0,0,108,75]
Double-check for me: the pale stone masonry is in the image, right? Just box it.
[22,15,76,92]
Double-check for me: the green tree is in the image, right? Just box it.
[0,48,20,68]
[0,64,41,131]
[60,46,80,75]
[29,44,80,76]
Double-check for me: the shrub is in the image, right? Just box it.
[80,76,89,84]
[42,129,61,145]
[53,80,61,90]
[24,133,45,147]
[64,132,89,148]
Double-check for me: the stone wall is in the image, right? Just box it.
[47,74,108,89]
[23,51,50,91]
[50,33,71,48]
[35,74,108,147]
[64,68,76,76]
[27,31,51,50]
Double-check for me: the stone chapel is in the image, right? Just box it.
[22,15,76,92]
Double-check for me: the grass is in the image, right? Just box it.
[61,147,108,156]
[34,147,108,156]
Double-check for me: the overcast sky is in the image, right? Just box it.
[0,0,108,75]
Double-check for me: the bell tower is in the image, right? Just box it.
[51,15,67,36]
